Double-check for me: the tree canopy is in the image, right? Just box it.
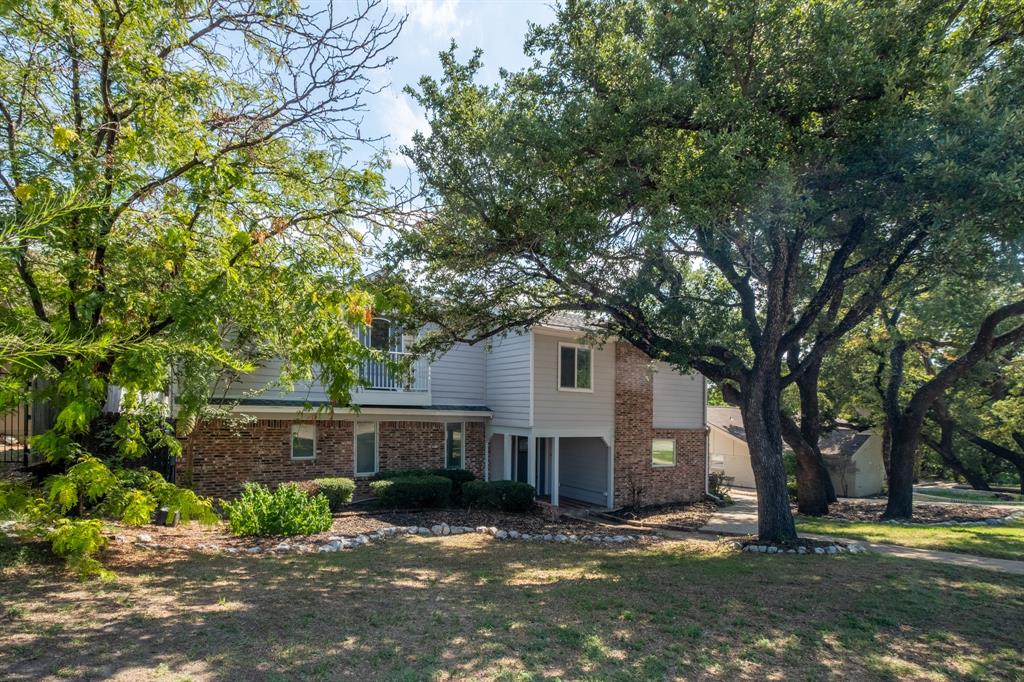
[392,0,1024,538]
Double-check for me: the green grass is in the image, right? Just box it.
[914,488,1024,505]
[797,518,1024,561]
[2,533,1023,681]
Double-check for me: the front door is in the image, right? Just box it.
[535,438,548,495]
[514,436,529,483]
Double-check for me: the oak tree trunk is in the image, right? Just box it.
[742,381,798,542]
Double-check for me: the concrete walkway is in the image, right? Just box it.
[696,489,1024,576]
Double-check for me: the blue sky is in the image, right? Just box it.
[352,0,556,187]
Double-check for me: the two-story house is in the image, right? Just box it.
[183,315,709,510]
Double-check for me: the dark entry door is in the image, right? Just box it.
[514,436,529,483]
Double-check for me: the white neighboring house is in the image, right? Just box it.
[707,406,885,498]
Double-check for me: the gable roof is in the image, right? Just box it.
[707,406,870,458]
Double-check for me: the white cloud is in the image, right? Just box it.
[400,0,465,39]
[378,89,426,165]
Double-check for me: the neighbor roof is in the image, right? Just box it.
[707,406,869,458]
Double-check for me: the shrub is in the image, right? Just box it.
[373,468,476,504]
[707,471,733,504]
[463,480,536,512]
[370,475,452,508]
[310,477,355,512]
[223,483,332,536]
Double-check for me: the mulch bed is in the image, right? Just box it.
[101,507,609,553]
[606,501,718,530]
[807,499,1012,523]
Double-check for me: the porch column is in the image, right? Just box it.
[503,433,512,481]
[527,436,536,489]
[550,436,560,507]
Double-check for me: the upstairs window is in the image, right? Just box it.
[445,422,464,469]
[291,424,316,460]
[558,343,593,392]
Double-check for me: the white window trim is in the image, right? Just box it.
[557,341,595,393]
[291,423,316,461]
[353,421,379,477]
[444,421,466,470]
[652,438,676,468]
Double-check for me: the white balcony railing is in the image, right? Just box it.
[358,351,429,392]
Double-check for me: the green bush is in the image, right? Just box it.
[370,475,452,508]
[463,480,536,512]
[374,468,476,503]
[310,477,355,512]
[223,483,332,536]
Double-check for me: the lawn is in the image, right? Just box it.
[914,489,1024,505]
[2,534,1023,681]
[796,518,1024,561]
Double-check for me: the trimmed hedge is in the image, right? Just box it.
[374,468,476,504]
[311,478,355,512]
[463,480,536,512]
[224,483,332,537]
[370,475,452,508]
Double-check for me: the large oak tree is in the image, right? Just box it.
[392,0,1023,540]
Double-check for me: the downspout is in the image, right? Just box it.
[703,375,710,496]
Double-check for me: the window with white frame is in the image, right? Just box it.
[445,422,464,469]
[558,342,593,391]
[355,422,378,475]
[291,424,316,460]
[652,438,676,467]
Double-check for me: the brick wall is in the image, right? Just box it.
[613,344,706,507]
[184,417,487,499]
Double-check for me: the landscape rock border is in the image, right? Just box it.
[126,522,648,556]
[880,510,1024,527]
[734,540,867,555]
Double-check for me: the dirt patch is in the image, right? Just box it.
[811,499,1011,523]
[606,501,718,530]
[101,508,609,553]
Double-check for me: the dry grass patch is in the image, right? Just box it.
[1,533,1022,681]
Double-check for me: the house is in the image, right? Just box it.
[707,406,885,497]
[183,316,709,509]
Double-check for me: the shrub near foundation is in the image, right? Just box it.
[310,478,356,512]
[463,480,536,512]
[370,475,452,508]
[224,483,332,536]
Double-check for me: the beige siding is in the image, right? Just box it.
[652,362,705,429]
[709,428,755,488]
[532,332,614,431]
[485,331,533,427]
[558,436,610,506]
[432,342,486,406]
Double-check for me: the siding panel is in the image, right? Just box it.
[532,332,614,431]
[431,343,486,406]
[652,362,704,429]
[485,331,532,427]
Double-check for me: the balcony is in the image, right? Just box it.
[358,351,429,392]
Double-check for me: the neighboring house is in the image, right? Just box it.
[707,406,885,497]
[183,315,709,509]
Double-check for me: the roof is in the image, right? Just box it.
[538,311,601,332]
[707,406,870,458]
[707,407,746,441]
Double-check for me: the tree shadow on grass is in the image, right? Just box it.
[0,535,1022,681]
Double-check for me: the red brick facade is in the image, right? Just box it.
[183,417,487,499]
[613,344,706,507]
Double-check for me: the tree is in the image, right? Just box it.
[392,0,1020,540]
[0,0,404,572]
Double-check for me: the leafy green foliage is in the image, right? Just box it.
[47,519,111,580]
[462,480,536,513]
[374,468,476,504]
[370,475,453,509]
[224,483,332,537]
[309,478,356,513]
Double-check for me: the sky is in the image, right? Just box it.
[350,0,557,188]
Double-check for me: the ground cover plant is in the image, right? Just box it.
[223,483,332,537]
[1,533,1021,681]
[796,518,1024,562]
